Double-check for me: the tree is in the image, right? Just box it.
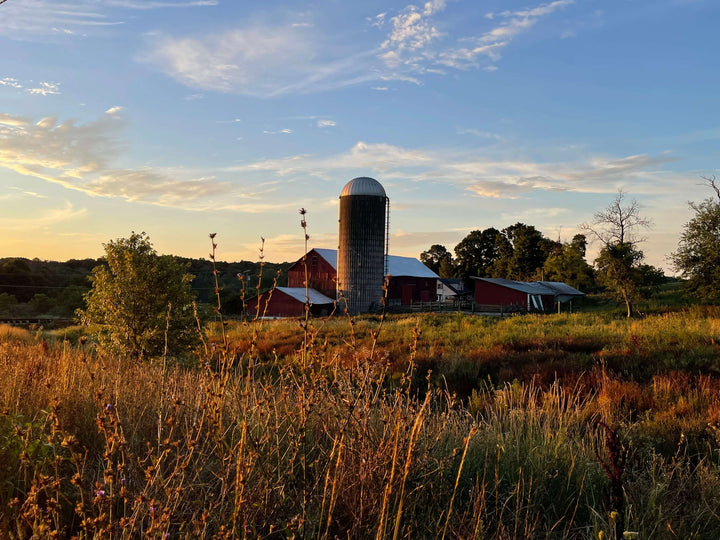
[495,223,557,280]
[453,228,502,279]
[581,191,660,317]
[79,232,198,359]
[420,244,453,276]
[581,190,651,246]
[671,177,720,302]
[542,234,595,291]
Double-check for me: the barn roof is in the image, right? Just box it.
[472,277,584,297]
[535,281,585,296]
[309,248,439,279]
[275,287,336,305]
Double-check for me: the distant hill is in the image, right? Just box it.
[0,256,291,317]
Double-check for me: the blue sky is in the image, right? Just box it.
[1,0,718,271]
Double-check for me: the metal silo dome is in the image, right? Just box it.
[340,177,387,198]
[337,177,389,314]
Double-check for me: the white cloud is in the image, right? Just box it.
[380,0,574,74]
[144,23,382,97]
[0,0,217,38]
[317,120,336,128]
[457,128,504,140]
[0,110,251,210]
[263,128,292,135]
[0,78,23,89]
[0,201,86,232]
[2,78,61,96]
[228,140,678,201]
[140,0,577,96]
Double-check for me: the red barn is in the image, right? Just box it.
[472,278,584,312]
[287,248,338,299]
[245,287,335,318]
[246,248,439,317]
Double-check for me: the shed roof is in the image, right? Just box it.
[472,277,584,297]
[310,248,439,279]
[275,287,335,305]
[536,281,585,296]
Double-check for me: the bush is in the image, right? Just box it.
[78,232,198,359]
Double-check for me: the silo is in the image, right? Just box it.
[337,177,388,314]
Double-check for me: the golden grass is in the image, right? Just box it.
[1,310,720,538]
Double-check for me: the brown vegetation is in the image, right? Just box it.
[1,309,720,538]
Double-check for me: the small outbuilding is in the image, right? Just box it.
[437,278,470,303]
[245,287,335,318]
[472,277,584,312]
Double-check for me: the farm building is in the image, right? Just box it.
[287,248,338,299]
[245,286,335,318]
[437,278,470,303]
[248,248,439,317]
[471,278,584,312]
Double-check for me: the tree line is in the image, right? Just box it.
[423,184,720,316]
[0,247,291,319]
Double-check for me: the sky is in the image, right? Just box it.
[1,0,719,272]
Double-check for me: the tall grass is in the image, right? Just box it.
[1,307,720,538]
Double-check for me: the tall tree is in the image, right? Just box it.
[581,191,660,317]
[671,177,720,302]
[542,234,595,291]
[453,228,503,278]
[492,223,557,281]
[79,232,198,359]
[420,244,453,276]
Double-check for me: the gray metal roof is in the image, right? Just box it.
[312,248,337,268]
[536,281,585,296]
[340,177,386,198]
[387,255,439,278]
[275,287,335,304]
[311,248,439,279]
[472,277,584,297]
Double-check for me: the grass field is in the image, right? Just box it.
[2,308,720,538]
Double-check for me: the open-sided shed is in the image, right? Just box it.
[245,287,335,318]
[472,277,584,312]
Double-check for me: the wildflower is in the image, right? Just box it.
[609,511,619,522]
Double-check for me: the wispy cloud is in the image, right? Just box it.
[379,0,575,73]
[143,0,576,96]
[27,82,61,96]
[0,0,216,38]
[263,128,292,135]
[317,120,336,128]
[0,78,23,89]
[457,128,504,141]
[144,22,381,97]
[229,140,677,199]
[1,78,61,96]
[0,110,254,210]
[0,202,86,232]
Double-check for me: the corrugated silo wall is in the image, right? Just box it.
[338,194,387,314]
